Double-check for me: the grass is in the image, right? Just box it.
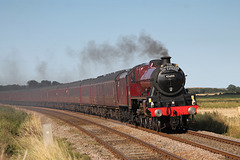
[0,105,90,160]
[225,116,240,139]
[197,100,239,108]
[190,112,240,139]
[0,106,28,155]
[197,94,240,108]
[190,112,228,134]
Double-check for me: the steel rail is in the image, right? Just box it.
[187,130,240,147]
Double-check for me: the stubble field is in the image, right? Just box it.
[190,94,240,138]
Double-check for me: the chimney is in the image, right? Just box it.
[161,56,171,65]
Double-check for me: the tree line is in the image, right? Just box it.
[226,84,240,93]
[0,80,61,91]
[187,84,240,94]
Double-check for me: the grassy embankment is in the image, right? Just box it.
[190,94,240,138]
[0,105,90,160]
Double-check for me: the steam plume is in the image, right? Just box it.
[80,33,169,65]
[71,33,169,78]
[36,61,47,79]
[138,33,168,57]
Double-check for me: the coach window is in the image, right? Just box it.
[131,72,135,83]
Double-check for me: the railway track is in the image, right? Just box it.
[130,126,240,160]
[187,130,240,147]
[21,106,183,160]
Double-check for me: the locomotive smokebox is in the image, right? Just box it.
[161,56,171,65]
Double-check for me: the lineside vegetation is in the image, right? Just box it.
[0,105,90,160]
[190,112,240,139]
[191,94,240,139]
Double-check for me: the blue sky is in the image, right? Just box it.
[0,0,239,88]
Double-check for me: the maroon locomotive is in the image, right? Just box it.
[0,56,198,131]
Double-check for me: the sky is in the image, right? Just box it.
[0,0,239,88]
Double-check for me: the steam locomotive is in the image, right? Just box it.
[0,56,198,131]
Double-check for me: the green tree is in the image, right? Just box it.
[52,81,61,86]
[227,84,237,93]
[236,87,240,93]
[27,80,39,88]
[40,80,51,87]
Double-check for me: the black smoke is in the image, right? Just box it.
[36,61,47,79]
[138,33,168,57]
[69,33,169,79]
[80,33,168,65]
